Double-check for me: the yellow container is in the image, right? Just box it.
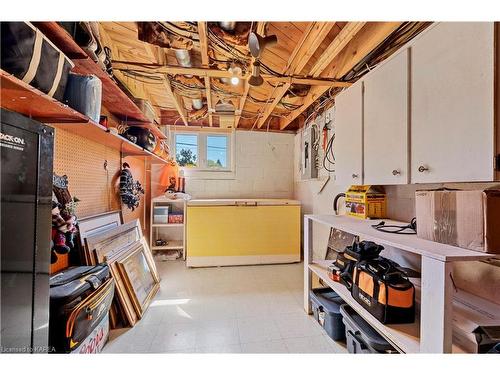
[345,185,386,219]
[186,199,301,267]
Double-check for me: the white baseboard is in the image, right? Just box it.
[186,254,301,267]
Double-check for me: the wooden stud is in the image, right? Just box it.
[309,22,366,77]
[420,257,454,353]
[256,22,335,128]
[280,22,403,130]
[303,216,313,314]
[235,22,266,128]
[163,75,188,126]
[198,22,213,127]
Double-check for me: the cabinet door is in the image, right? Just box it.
[364,49,409,184]
[335,80,363,185]
[411,22,495,183]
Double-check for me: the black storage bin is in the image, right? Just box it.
[1,22,74,101]
[49,264,114,353]
[64,72,102,123]
[309,287,346,341]
[488,343,500,354]
[340,304,398,354]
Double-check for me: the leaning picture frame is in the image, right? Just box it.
[117,242,159,317]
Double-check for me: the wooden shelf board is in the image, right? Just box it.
[310,261,421,353]
[1,70,168,164]
[311,260,475,353]
[152,223,184,227]
[151,241,184,250]
[1,70,87,123]
[306,215,494,262]
[31,22,167,140]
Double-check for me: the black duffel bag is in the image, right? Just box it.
[49,264,114,353]
[1,22,74,101]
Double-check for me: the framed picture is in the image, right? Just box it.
[117,243,159,317]
[324,228,358,260]
[77,210,123,265]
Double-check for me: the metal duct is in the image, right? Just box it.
[219,22,236,31]
[192,98,203,110]
[174,49,203,110]
[174,49,192,67]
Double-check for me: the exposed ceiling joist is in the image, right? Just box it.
[197,22,213,127]
[280,22,403,130]
[255,22,335,129]
[163,75,188,125]
[236,21,266,128]
[309,22,366,77]
[113,62,351,87]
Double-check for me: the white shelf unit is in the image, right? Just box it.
[150,197,187,260]
[303,214,495,354]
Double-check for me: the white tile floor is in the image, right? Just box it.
[104,261,347,353]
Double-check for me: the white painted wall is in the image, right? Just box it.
[175,130,295,199]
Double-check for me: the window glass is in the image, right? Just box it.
[175,134,198,167]
[207,135,228,168]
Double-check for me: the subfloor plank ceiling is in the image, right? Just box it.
[99,22,429,131]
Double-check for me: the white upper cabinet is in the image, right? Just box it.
[363,49,409,184]
[411,22,496,183]
[335,80,364,185]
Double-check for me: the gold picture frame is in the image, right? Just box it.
[117,242,159,317]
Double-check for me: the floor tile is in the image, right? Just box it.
[103,261,344,354]
[241,340,289,353]
[284,335,337,353]
[237,316,281,343]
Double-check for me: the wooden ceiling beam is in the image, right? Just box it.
[255,22,335,129]
[235,22,266,128]
[309,22,366,77]
[280,22,403,130]
[163,75,188,126]
[112,62,350,87]
[197,22,213,127]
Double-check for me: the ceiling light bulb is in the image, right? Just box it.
[230,76,240,85]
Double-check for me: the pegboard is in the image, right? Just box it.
[51,128,150,273]
[53,128,122,217]
[51,127,122,273]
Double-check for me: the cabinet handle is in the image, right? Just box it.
[418,165,429,173]
[352,173,359,179]
[392,169,401,176]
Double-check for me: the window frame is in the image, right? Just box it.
[170,128,235,179]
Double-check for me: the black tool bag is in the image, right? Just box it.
[1,22,74,101]
[344,240,384,261]
[335,241,384,290]
[351,257,415,324]
[49,264,114,353]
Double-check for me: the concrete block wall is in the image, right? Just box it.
[152,130,295,200]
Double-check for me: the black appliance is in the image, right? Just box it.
[1,108,54,353]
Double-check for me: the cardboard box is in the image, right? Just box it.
[415,189,500,253]
[345,185,386,219]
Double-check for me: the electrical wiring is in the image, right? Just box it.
[323,132,335,172]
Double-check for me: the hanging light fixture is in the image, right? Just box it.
[248,61,264,86]
[228,63,242,86]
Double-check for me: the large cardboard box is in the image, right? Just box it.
[415,189,500,253]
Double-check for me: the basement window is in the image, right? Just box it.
[171,130,235,178]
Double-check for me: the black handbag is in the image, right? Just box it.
[49,264,114,353]
[1,22,74,101]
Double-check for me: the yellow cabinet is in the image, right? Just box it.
[186,199,301,267]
